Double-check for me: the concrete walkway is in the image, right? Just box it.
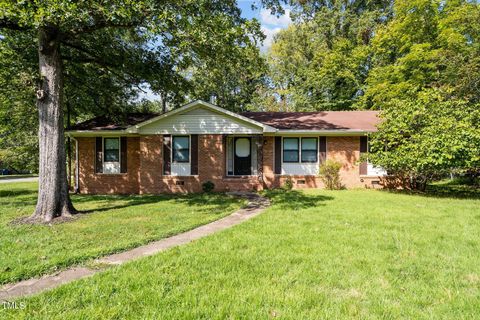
[0,193,269,301]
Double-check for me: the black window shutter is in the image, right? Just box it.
[95,137,103,173]
[191,135,198,175]
[120,137,127,173]
[274,137,282,174]
[319,136,327,164]
[359,136,368,175]
[163,135,171,175]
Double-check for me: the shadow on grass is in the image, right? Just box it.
[3,186,241,225]
[173,193,240,209]
[0,189,37,198]
[73,193,238,215]
[0,189,38,209]
[380,182,480,200]
[263,189,334,210]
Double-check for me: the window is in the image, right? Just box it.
[104,138,120,162]
[173,136,189,163]
[283,138,299,162]
[301,138,318,162]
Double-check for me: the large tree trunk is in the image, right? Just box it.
[29,26,76,223]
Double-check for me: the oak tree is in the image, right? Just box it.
[0,0,276,222]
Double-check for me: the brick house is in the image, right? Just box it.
[67,100,386,194]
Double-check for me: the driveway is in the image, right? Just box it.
[0,177,38,183]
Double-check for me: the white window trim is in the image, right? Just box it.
[102,137,121,175]
[167,135,192,177]
[281,137,319,164]
[362,136,387,177]
[171,135,191,164]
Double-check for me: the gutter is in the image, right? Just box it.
[69,136,80,193]
[65,130,138,137]
[265,129,375,136]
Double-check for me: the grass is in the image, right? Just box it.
[427,177,480,198]
[2,182,480,319]
[0,182,243,285]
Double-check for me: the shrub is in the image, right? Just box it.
[283,176,293,190]
[367,94,480,190]
[202,181,215,193]
[319,160,343,190]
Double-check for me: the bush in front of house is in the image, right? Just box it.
[319,160,343,190]
[366,94,480,191]
[202,181,215,193]
[283,176,293,191]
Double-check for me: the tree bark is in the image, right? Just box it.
[30,26,77,222]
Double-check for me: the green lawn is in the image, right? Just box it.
[3,184,480,319]
[0,182,243,285]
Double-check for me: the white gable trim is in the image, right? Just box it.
[126,100,276,134]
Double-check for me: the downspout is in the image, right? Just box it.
[70,136,80,194]
[66,101,72,190]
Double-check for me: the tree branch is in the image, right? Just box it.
[61,40,147,93]
[0,18,29,31]
[71,21,139,35]
[67,14,147,37]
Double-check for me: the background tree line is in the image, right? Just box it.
[252,0,479,188]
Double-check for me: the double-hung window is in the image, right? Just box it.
[283,138,299,162]
[301,138,318,162]
[172,136,190,163]
[103,137,120,173]
[283,137,318,163]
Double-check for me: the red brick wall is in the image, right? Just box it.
[77,137,140,194]
[77,134,261,194]
[138,135,164,193]
[327,136,361,188]
[77,134,381,194]
[195,135,260,192]
[262,135,380,189]
[262,136,277,188]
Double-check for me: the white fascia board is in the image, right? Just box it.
[264,130,374,136]
[129,100,276,133]
[66,130,136,137]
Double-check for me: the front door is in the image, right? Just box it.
[234,137,251,176]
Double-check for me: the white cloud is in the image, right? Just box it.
[261,26,282,51]
[259,8,291,51]
[259,8,291,28]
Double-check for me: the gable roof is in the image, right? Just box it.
[68,100,275,135]
[241,111,380,132]
[128,100,275,133]
[67,100,380,135]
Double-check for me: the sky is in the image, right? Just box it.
[142,1,291,101]
[238,0,292,50]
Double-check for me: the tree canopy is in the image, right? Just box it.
[254,0,394,111]
[362,0,480,108]
[0,0,282,221]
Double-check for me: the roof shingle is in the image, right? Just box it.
[241,111,380,131]
[68,110,380,132]
[69,113,159,131]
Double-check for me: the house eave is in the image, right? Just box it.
[66,130,139,137]
[265,129,376,136]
